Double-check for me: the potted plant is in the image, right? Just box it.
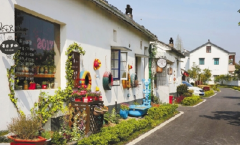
[72,91,82,102]
[7,115,46,145]
[42,81,47,89]
[119,103,129,119]
[98,92,102,101]
[86,89,93,102]
[91,92,98,101]
[23,80,28,90]
[100,105,108,114]
[40,130,52,145]
[94,106,103,116]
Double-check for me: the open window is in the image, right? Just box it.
[111,46,132,82]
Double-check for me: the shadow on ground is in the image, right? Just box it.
[199,111,240,126]
[223,96,240,99]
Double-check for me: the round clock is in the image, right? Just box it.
[157,58,167,68]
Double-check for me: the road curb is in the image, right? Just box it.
[126,111,184,145]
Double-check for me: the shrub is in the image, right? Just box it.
[204,90,214,97]
[175,96,185,103]
[104,108,120,124]
[51,131,67,145]
[41,131,52,140]
[177,84,188,96]
[78,104,178,145]
[203,86,210,91]
[152,95,160,104]
[7,115,41,140]
[182,96,201,106]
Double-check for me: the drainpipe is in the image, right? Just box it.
[148,44,153,101]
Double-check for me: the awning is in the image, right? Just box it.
[135,53,149,58]
[111,46,132,51]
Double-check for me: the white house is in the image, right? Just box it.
[186,39,236,84]
[0,0,158,130]
[153,39,185,103]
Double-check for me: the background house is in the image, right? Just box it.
[153,39,185,103]
[186,39,236,84]
[0,0,157,130]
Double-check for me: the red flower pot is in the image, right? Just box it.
[87,96,93,102]
[8,136,46,145]
[83,97,88,103]
[93,96,98,101]
[99,96,102,101]
[75,98,82,102]
[42,85,47,89]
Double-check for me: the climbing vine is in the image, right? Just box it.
[7,50,24,116]
[148,44,157,101]
[31,42,85,124]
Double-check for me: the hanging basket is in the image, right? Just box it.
[103,71,113,90]
[156,66,163,73]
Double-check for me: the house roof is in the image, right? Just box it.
[157,40,185,58]
[189,40,236,55]
[88,0,158,41]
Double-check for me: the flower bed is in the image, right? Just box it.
[182,96,202,106]
[204,90,215,97]
[77,104,178,145]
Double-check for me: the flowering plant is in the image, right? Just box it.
[120,103,129,111]
[95,91,101,97]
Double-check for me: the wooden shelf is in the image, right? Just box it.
[16,74,55,78]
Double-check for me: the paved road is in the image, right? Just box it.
[136,88,240,145]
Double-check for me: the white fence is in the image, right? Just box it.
[222,80,240,86]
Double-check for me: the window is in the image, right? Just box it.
[120,52,128,80]
[14,9,60,90]
[199,58,205,65]
[214,58,219,65]
[113,30,117,42]
[206,46,211,53]
[111,50,120,80]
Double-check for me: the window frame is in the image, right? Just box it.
[206,46,211,53]
[214,58,219,65]
[120,52,128,80]
[111,50,121,80]
[199,58,205,65]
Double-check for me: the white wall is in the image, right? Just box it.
[0,0,151,130]
[223,80,240,86]
[189,44,229,84]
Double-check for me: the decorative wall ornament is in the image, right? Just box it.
[122,72,131,89]
[103,71,113,90]
[167,67,173,75]
[79,71,92,90]
[93,59,101,70]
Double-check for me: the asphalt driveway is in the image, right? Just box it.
[136,88,240,145]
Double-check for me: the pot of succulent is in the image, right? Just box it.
[94,106,103,116]
[42,81,47,89]
[119,103,129,119]
[100,105,108,114]
[7,114,46,145]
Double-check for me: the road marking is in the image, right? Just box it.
[126,111,184,145]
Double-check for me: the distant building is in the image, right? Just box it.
[182,39,236,84]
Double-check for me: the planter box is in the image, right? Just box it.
[8,136,46,145]
[119,109,129,119]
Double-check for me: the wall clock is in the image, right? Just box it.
[157,58,167,68]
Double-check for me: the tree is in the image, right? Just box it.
[214,75,225,84]
[188,65,201,84]
[175,35,184,52]
[238,9,240,26]
[200,69,212,84]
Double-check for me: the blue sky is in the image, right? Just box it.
[108,0,240,62]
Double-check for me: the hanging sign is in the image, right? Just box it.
[0,40,20,54]
[157,58,167,68]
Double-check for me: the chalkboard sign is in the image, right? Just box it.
[0,40,20,54]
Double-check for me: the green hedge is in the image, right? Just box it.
[204,90,215,97]
[182,96,201,106]
[78,104,178,145]
[232,86,240,91]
